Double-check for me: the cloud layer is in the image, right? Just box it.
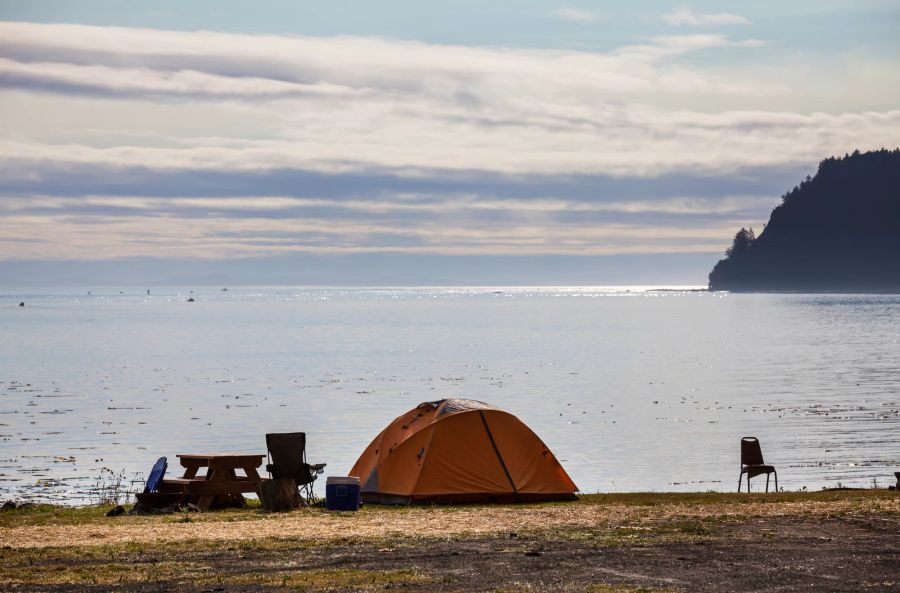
[0,21,898,264]
[663,7,750,27]
[551,8,602,24]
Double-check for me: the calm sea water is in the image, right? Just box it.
[1,286,898,503]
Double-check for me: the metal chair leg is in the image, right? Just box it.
[737,473,742,493]
[298,480,319,506]
[300,482,311,506]
[765,473,770,492]
[774,471,778,493]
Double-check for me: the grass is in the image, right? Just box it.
[0,560,207,587]
[2,489,895,554]
[587,586,678,593]
[512,515,723,549]
[491,585,677,593]
[196,568,430,591]
[0,498,265,528]
[1,490,894,551]
[3,489,894,530]
[575,489,897,506]
[0,490,896,592]
[0,556,428,590]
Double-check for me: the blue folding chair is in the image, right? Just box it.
[144,457,168,493]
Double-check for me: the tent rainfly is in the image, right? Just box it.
[349,398,578,504]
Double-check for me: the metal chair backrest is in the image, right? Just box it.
[266,432,308,482]
[741,437,765,466]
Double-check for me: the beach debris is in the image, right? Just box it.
[187,297,195,302]
[1,500,16,511]
[18,302,24,307]
[127,499,201,515]
[106,504,125,517]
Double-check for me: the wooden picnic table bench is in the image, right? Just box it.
[159,453,265,511]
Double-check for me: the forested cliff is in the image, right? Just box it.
[708,149,900,292]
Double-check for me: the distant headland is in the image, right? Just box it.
[708,149,900,292]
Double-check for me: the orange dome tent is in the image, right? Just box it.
[349,399,578,504]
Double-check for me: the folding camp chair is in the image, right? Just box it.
[134,457,185,509]
[144,457,167,493]
[265,432,326,505]
[738,437,778,492]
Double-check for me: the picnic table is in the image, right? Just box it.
[160,453,265,511]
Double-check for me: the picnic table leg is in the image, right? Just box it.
[243,465,263,500]
[179,460,204,507]
[209,462,250,509]
[180,458,203,479]
[196,462,228,511]
[225,467,247,507]
[216,465,237,508]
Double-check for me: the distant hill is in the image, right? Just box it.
[708,149,900,292]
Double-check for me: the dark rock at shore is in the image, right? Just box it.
[1,500,36,511]
[105,504,126,517]
[709,149,900,292]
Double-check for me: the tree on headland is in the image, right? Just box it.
[725,227,755,259]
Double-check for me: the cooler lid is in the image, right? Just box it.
[327,476,360,485]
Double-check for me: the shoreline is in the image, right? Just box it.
[2,490,897,592]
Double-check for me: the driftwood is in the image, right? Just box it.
[259,478,302,512]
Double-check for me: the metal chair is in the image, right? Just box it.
[265,432,326,505]
[738,437,778,492]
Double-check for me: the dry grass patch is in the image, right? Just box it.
[2,491,896,551]
[492,585,679,593]
[587,585,679,593]
[198,568,430,591]
[0,559,427,591]
[0,559,209,586]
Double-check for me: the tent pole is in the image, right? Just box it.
[479,411,519,501]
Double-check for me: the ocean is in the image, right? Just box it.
[1,286,898,503]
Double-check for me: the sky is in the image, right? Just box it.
[1,1,898,286]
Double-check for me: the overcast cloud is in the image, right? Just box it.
[0,13,898,282]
